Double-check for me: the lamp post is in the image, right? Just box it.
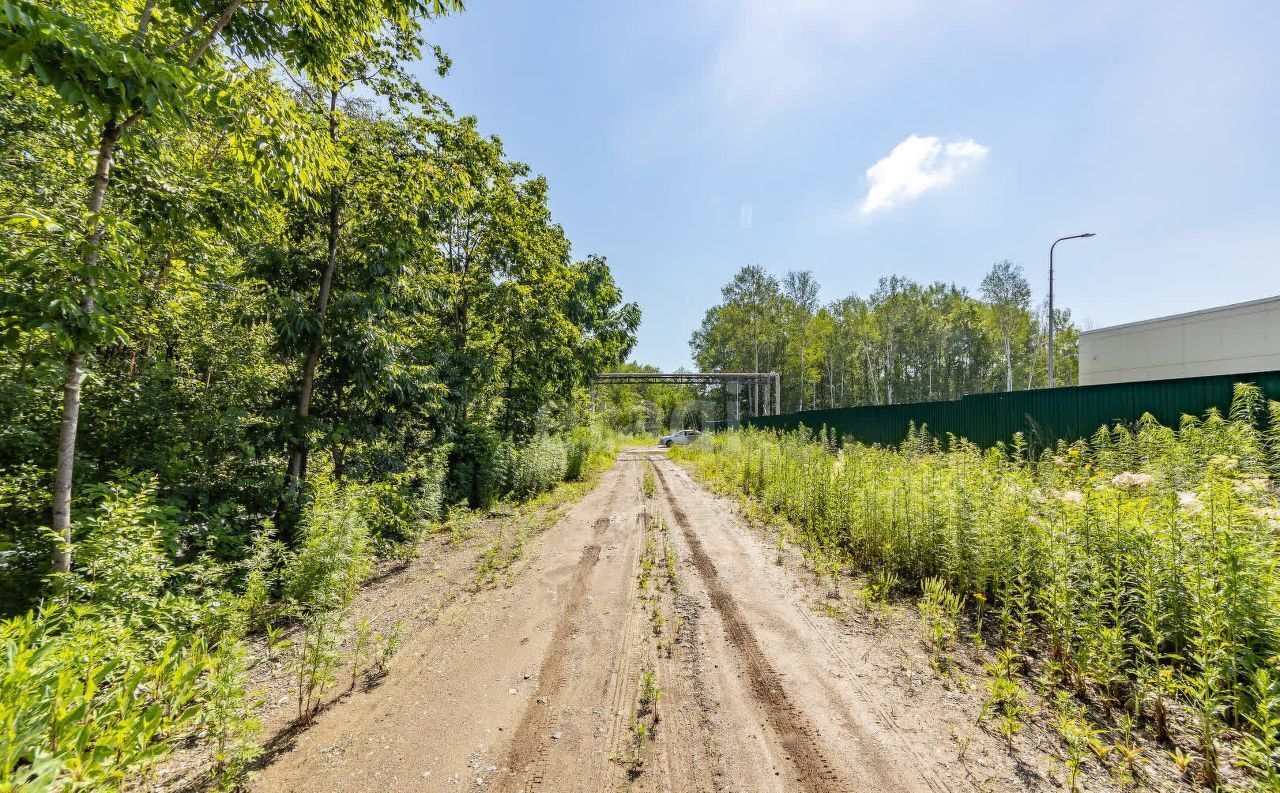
[1048,232,1096,388]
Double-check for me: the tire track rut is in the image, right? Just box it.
[650,461,850,793]
[493,500,619,792]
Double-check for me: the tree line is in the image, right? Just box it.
[690,263,1079,415]
[0,0,638,610]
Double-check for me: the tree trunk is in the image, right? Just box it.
[827,356,834,408]
[51,351,84,574]
[52,119,121,574]
[51,0,249,571]
[864,348,879,406]
[1005,332,1013,392]
[797,349,805,412]
[332,442,345,482]
[1000,315,1013,392]
[886,350,894,406]
[752,339,759,416]
[284,90,341,501]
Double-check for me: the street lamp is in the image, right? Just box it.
[1048,232,1096,388]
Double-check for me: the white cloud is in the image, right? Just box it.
[739,204,754,228]
[859,135,988,215]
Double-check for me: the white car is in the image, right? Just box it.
[659,429,702,447]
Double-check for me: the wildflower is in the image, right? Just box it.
[1111,472,1154,489]
[1209,454,1240,471]
[1251,506,1280,524]
[1233,477,1271,495]
[1177,491,1202,513]
[1059,490,1085,505]
[1052,455,1068,467]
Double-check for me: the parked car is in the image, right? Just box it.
[659,429,702,447]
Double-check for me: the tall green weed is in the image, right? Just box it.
[675,384,1280,787]
[0,477,255,790]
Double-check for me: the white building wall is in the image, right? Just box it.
[1079,296,1280,385]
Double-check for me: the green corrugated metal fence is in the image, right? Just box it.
[744,370,1280,449]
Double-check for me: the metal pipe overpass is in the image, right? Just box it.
[593,371,781,416]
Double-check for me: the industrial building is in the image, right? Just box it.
[1079,295,1280,386]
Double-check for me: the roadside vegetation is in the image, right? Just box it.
[674,384,1280,790]
[0,0,637,787]
[1,428,621,790]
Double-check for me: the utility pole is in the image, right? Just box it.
[1048,232,1096,387]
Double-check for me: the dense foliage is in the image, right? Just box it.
[675,385,1280,788]
[691,263,1080,414]
[0,0,638,608]
[0,0,636,786]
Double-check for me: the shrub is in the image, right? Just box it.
[56,475,180,613]
[0,477,252,790]
[359,447,448,553]
[0,464,52,616]
[447,423,514,509]
[565,425,615,481]
[0,607,217,789]
[282,476,372,616]
[566,430,593,482]
[510,435,567,499]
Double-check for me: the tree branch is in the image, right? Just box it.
[163,9,218,54]
[121,109,146,130]
[132,0,157,48]
[187,0,246,66]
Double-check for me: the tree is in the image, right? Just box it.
[1,0,462,571]
[273,30,455,502]
[0,0,639,629]
[980,260,1032,392]
[782,270,820,410]
[692,264,1080,413]
[690,265,782,416]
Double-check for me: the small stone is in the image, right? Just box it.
[509,688,518,695]
[551,732,562,740]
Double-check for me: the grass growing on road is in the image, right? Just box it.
[673,384,1280,790]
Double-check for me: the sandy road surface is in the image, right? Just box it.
[252,450,1075,792]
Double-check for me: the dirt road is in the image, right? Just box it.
[252,450,1082,792]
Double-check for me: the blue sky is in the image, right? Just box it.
[417,1,1280,372]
